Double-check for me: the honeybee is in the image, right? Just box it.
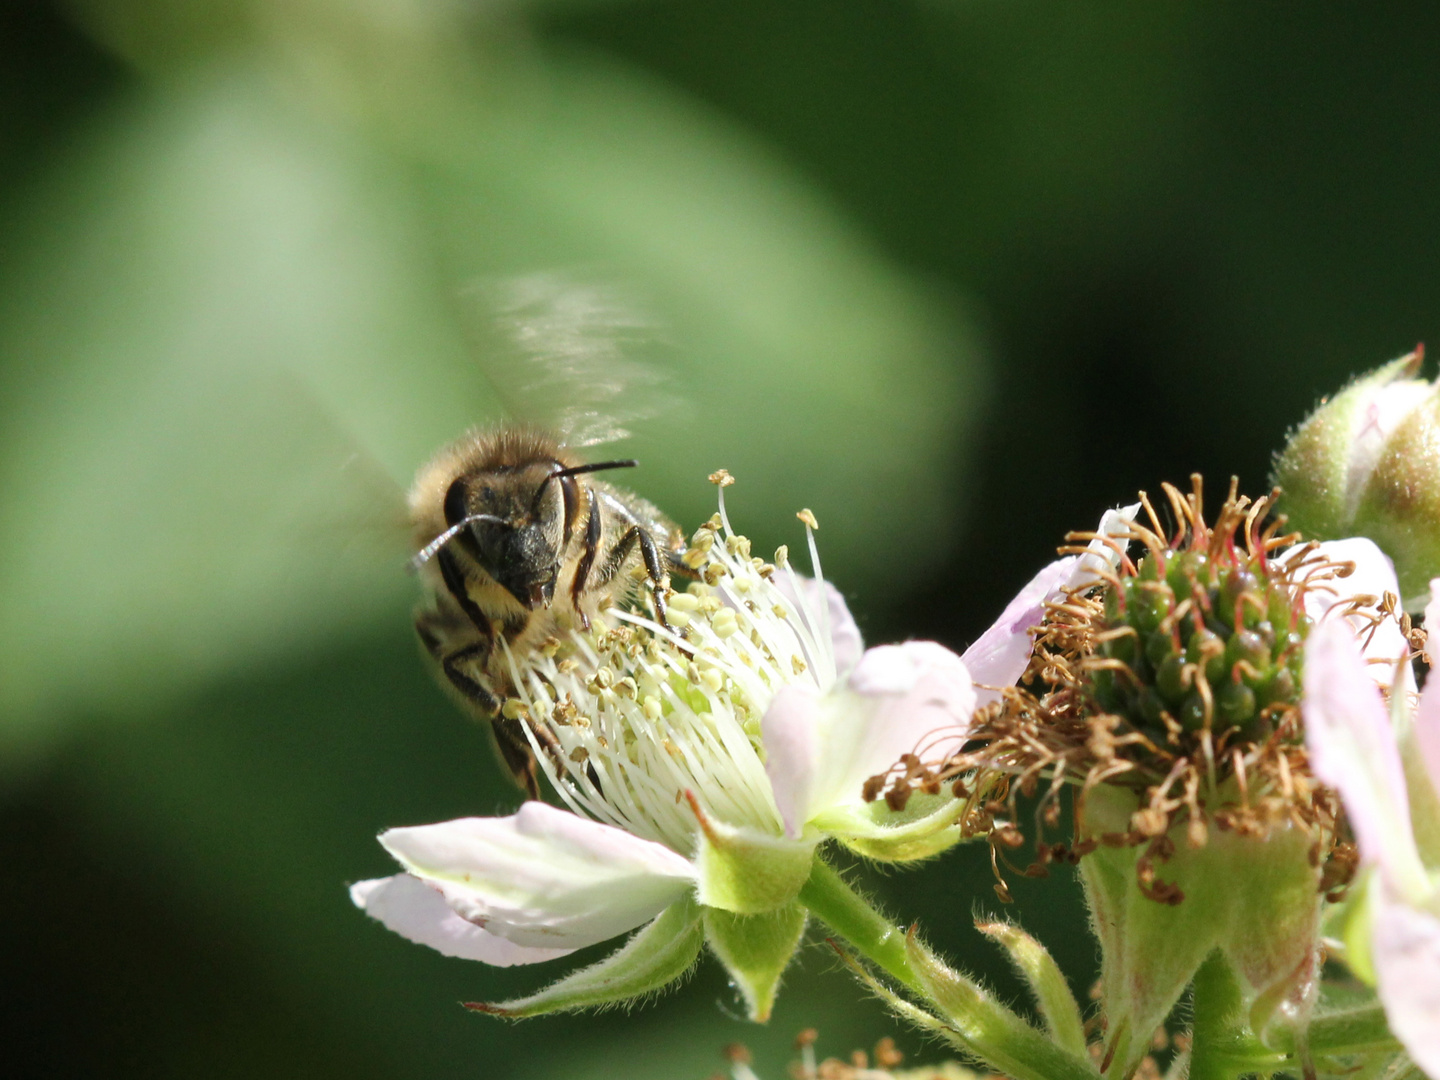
[408,274,691,797]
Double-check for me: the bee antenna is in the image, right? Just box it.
[411,514,507,569]
[529,459,639,514]
[557,459,639,478]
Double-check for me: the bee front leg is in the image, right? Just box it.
[595,524,674,630]
[570,499,603,631]
[420,627,541,799]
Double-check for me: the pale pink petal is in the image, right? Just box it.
[1425,578,1440,667]
[1371,885,1440,1078]
[1419,580,1440,801]
[1304,620,1430,902]
[378,802,695,949]
[1415,676,1440,817]
[962,556,1077,698]
[1307,538,1410,677]
[963,504,1139,705]
[761,685,822,839]
[350,875,574,966]
[817,642,975,813]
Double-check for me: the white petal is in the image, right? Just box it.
[1371,885,1440,1078]
[774,573,865,674]
[1346,381,1433,505]
[350,875,574,966]
[378,802,695,949]
[962,556,1077,700]
[1408,577,1440,841]
[1415,676,1440,821]
[806,642,975,823]
[1304,619,1430,903]
[761,685,822,839]
[1307,538,1410,680]
[1425,578,1440,667]
[1066,502,1142,592]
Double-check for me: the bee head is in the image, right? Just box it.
[472,515,561,611]
[412,457,640,612]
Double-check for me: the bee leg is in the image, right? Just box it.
[437,549,496,641]
[570,496,603,630]
[492,719,542,801]
[422,629,541,800]
[439,648,500,715]
[595,525,673,630]
[664,547,701,581]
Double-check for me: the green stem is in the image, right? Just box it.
[1188,952,1285,1080]
[799,859,1098,1080]
[797,858,920,993]
[1304,1005,1402,1058]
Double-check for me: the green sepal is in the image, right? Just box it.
[691,799,817,913]
[466,897,703,1018]
[904,932,1099,1080]
[1330,869,1379,986]
[819,790,968,863]
[702,902,807,1022]
[976,920,1089,1059]
[1078,785,1322,1078]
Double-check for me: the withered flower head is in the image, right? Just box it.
[871,476,1416,1080]
[876,476,1414,891]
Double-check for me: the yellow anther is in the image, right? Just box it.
[708,469,735,487]
[796,508,819,529]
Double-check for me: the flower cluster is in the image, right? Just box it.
[350,353,1440,1080]
[866,475,1416,1077]
[352,482,1120,1021]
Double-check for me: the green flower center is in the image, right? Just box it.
[1091,547,1310,741]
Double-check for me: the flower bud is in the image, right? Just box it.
[1272,349,1440,607]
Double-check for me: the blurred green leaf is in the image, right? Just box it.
[0,21,984,763]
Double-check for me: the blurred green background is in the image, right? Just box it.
[2,2,1437,1077]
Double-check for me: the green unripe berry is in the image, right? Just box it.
[1215,680,1257,727]
[1179,691,1207,730]
[1145,630,1179,667]
[1156,655,1188,705]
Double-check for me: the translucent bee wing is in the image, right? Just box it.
[462,271,682,448]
